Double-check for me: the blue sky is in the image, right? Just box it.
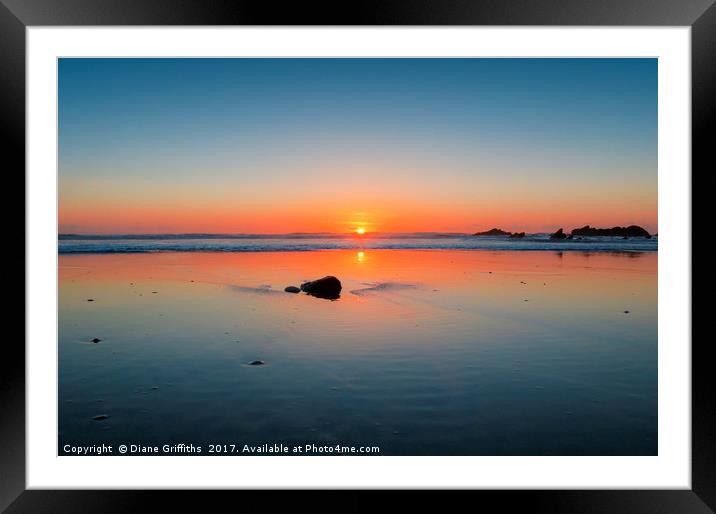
[58,58,657,234]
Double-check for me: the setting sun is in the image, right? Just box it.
[356,227,366,235]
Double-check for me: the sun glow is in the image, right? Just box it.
[355,227,366,235]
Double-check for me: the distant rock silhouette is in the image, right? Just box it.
[300,276,342,300]
[570,225,650,238]
[550,228,567,240]
[473,228,512,236]
[284,286,300,293]
[508,232,525,239]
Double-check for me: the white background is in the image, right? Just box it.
[27,27,691,489]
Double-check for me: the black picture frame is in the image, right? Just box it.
[3,1,711,511]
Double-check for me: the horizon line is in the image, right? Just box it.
[59,226,657,238]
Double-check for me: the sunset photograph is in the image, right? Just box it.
[58,58,657,456]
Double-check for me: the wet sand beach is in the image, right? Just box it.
[59,249,657,455]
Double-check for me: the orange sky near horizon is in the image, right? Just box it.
[59,180,657,234]
[58,165,657,234]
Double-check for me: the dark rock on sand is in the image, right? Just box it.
[550,228,567,240]
[249,360,265,366]
[92,414,108,421]
[91,338,101,344]
[508,232,525,239]
[87,299,94,302]
[284,286,301,293]
[474,228,512,236]
[300,276,342,300]
[570,225,650,237]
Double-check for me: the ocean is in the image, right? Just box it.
[58,233,658,254]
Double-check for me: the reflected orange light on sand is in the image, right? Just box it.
[59,249,656,297]
[58,249,657,349]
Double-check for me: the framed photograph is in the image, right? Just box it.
[6,0,712,511]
